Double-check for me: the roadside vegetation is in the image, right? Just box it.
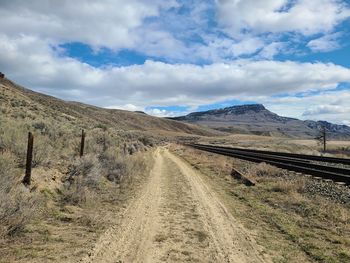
[2,77,350,262]
[171,144,350,263]
[0,86,156,262]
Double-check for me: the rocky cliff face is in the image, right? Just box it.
[172,104,350,139]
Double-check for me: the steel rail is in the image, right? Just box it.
[191,144,350,176]
[188,144,350,184]
[191,143,350,165]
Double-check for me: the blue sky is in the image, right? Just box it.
[1,0,350,124]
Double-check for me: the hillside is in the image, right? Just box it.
[0,76,220,261]
[0,77,219,137]
[172,104,350,139]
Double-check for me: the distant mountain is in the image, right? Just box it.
[171,104,350,139]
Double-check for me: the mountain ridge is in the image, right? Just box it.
[171,104,350,139]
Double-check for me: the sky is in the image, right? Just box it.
[0,0,350,125]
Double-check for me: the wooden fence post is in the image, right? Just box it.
[80,130,85,157]
[22,132,34,186]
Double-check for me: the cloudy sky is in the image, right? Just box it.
[1,0,350,124]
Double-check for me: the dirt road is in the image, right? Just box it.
[81,148,269,263]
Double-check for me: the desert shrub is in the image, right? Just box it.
[94,123,107,131]
[105,161,126,183]
[10,100,20,107]
[271,178,306,194]
[62,177,88,205]
[0,123,27,162]
[0,153,43,237]
[138,136,154,147]
[127,144,137,155]
[0,152,16,193]
[32,135,54,167]
[63,155,102,205]
[66,155,100,183]
[32,121,49,134]
[248,163,285,178]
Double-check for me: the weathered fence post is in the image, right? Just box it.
[80,129,85,157]
[22,132,34,186]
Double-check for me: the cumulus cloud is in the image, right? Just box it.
[0,0,350,124]
[145,108,179,118]
[1,33,350,111]
[217,0,350,37]
[307,33,343,52]
[0,0,178,50]
[258,90,350,124]
[0,0,349,62]
[258,42,288,59]
[106,104,144,112]
[303,105,348,116]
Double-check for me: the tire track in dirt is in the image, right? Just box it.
[81,147,270,263]
[165,149,269,263]
[81,148,163,263]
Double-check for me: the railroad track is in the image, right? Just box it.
[188,144,350,185]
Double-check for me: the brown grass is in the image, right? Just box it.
[172,144,350,263]
[0,152,44,238]
[199,134,350,157]
[0,78,163,261]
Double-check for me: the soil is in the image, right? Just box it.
[81,147,270,263]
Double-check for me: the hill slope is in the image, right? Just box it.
[0,77,219,137]
[172,104,350,139]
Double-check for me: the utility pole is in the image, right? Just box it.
[316,126,327,152]
[322,126,326,152]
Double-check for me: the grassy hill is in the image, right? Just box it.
[0,77,219,137]
[0,76,221,261]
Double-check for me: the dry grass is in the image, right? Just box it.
[0,152,44,238]
[199,134,350,157]
[172,144,350,263]
[270,178,306,194]
[0,79,162,261]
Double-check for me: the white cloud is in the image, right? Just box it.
[145,108,179,118]
[195,37,264,61]
[258,90,350,124]
[258,42,287,59]
[230,38,265,57]
[105,105,181,117]
[303,105,348,115]
[0,0,177,50]
[1,1,350,124]
[1,33,350,113]
[307,33,342,52]
[0,0,348,62]
[106,104,144,112]
[217,0,350,37]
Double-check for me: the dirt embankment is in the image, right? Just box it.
[82,148,269,263]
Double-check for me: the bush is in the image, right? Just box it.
[63,155,102,205]
[271,179,306,194]
[32,121,48,134]
[249,163,285,178]
[138,136,154,147]
[62,177,88,205]
[0,153,43,237]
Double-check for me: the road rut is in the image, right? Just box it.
[81,147,269,263]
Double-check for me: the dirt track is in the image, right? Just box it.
[81,148,269,263]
